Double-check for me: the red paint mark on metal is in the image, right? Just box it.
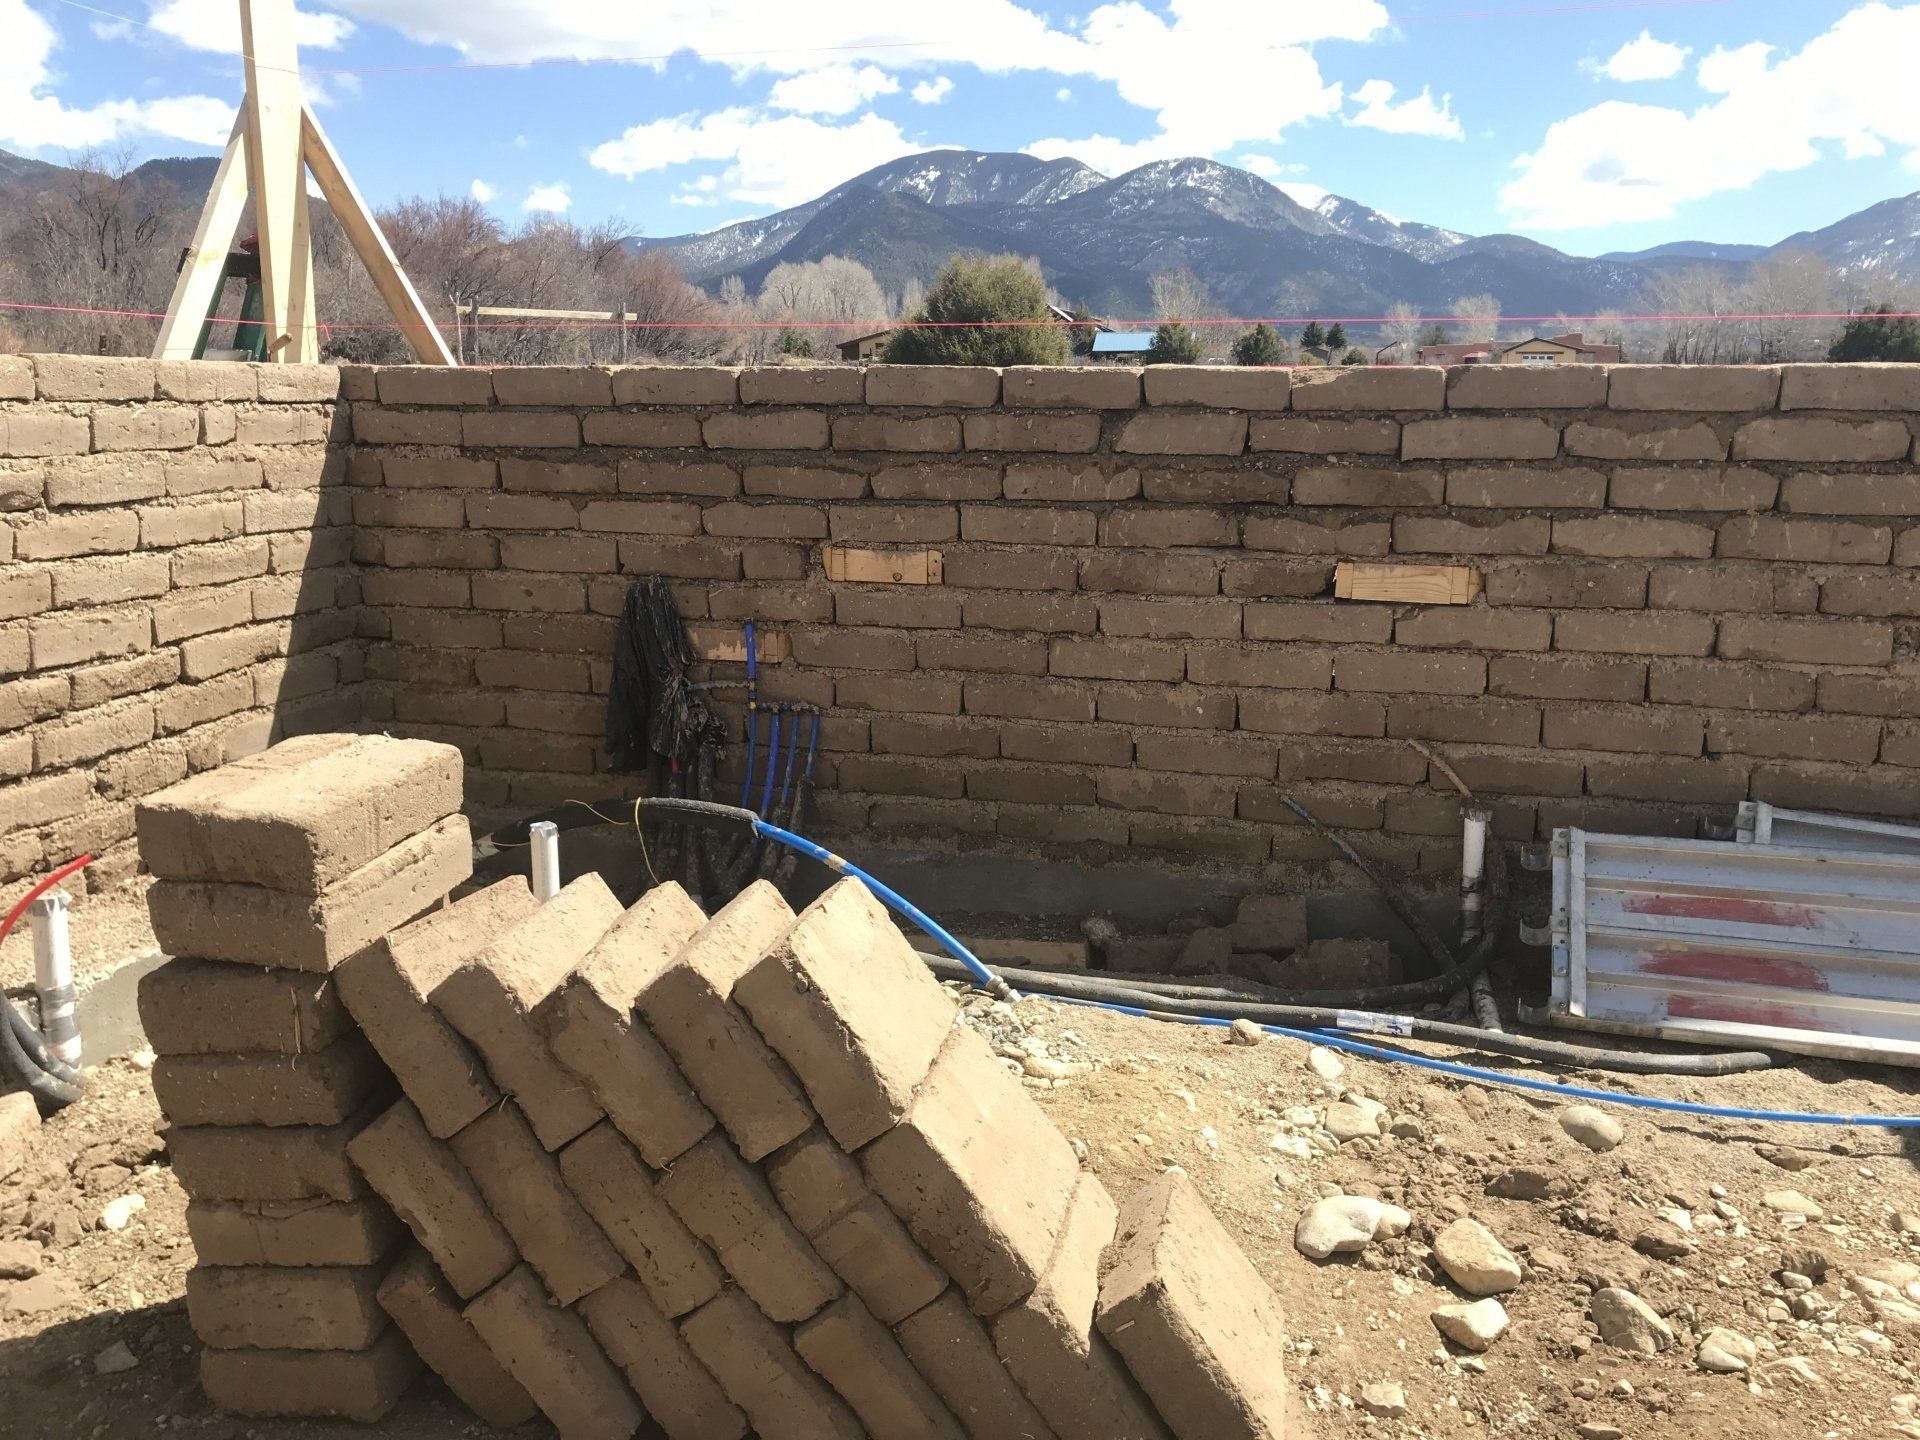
[1642,950,1830,991]
[1668,995,1826,1031]
[1623,893,1821,929]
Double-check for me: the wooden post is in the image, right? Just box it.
[153,117,248,362]
[238,0,313,361]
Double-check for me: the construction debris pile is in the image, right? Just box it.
[132,733,1297,1438]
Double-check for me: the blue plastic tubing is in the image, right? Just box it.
[748,817,1920,1130]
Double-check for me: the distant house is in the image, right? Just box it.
[1416,330,1622,366]
[837,329,894,361]
[1090,332,1155,361]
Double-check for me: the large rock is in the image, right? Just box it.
[1431,1298,1508,1352]
[1558,1105,1623,1153]
[1697,1327,1756,1373]
[1591,1288,1674,1355]
[1293,1196,1409,1261]
[1432,1218,1523,1297]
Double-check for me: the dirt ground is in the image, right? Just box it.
[2,879,1918,1438]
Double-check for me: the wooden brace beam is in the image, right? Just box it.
[152,117,249,362]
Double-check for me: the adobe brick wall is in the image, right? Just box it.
[1,355,355,890]
[9,354,1920,890]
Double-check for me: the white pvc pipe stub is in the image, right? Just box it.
[529,821,562,901]
[30,888,81,1067]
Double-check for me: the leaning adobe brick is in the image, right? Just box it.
[1552,609,1715,657]
[152,1033,388,1127]
[1096,1169,1290,1440]
[898,1289,1061,1440]
[451,1101,625,1304]
[335,878,533,1138]
[1446,363,1606,409]
[577,1275,750,1440]
[431,872,621,1150]
[1779,362,1920,411]
[137,955,353,1055]
[1718,515,1891,565]
[732,877,956,1149]
[169,1112,370,1202]
[134,733,461,891]
[679,1293,867,1440]
[991,1171,1170,1440]
[198,1329,419,1423]
[347,1098,516,1298]
[380,1248,539,1427]
[628,882,814,1161]
[187,1198,404,1269]
[862,1024,1079,1316]
[1720,615,1895,666]
[1608,365,1780,411]
[186,1264,388,1350]
[145,814,471,971]
[465,1264,646,1440]
[795,1292,968,1440]
[658,1133,841,1322]
[541,883,715,1165]
[558,1122,726,1317]
[1732,415,1912,463]
[1113,411,1248,456]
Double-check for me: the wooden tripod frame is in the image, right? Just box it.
[152,0,455,366]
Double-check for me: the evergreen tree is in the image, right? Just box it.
[882,254,1071,366]
[776,326,813,358]
[1828,304,1920,363]
[1147,322,1203,365]
[1066,305,1099,357]
[1231,322,1286,366]
[1342,347,1369,366]
[1325,322,1349,350]
[1300,320,1326,351]
[1419,322,1450,347]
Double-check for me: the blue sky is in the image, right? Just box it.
[4,0,1917,258]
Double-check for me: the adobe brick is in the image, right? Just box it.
[186,1265,387,1351]
[44,453,160,506]
[1113,410,1247,456]
[792,626,915,671]
[0,355,29,399]
[45,552,168,609]
[1710,712,1880,763]
[1649,659,1815,712]
[464,1264,645,1440]
[1779,362,1920,411]
[1817,670,1920,716]
[0,565,52,623]
[611,365,739,405]
[489,365,613,407]
[869,461,1003,500]
[1444,465,1605,508]
[145,815,471,970]
[1649,563,1818,613]
[872,714,1000,757]
[1136,731,1275,777]
[178,621,288,681]
[1403,416,1559,461]
[1250,414,1399,454]
[962,675,1092,721]
[834,753,965,799]
[377,453,497,489]
[1292,366,1444,411]
[1099,1170,1289,1440]
[379,529,499,569]
[1184,645,1332,690]
[1243,602,1386,644]
[1238,689,1384,737]
[962,412,1101,453]
[1395,607,1552,650]
[831,413,960,452]
[31,354,153,401]
[1220,556,1330,598]
[154,673,250,734]
[352,407,462,446]
[1587,755,1751,804]
[735,366,858,406]
[1752,761,1920,818]
[1609,465,1779,511]
[681,1289,865,1440]
[498,533,618,573]
[741,465,865,501]
[1553,514,1715,559]
[830,502,958,544]
[473,648,590,690]
[1447,362,1606,409]
[1101,505,1236,548]
[373,368,493,406]
[1336,650,1485,696]
[1818,572,1920,617]
[614,536,741,581]
[1383,790,1534,839]
[1544,704,1703,756]
[171,537,273,587]
[966,763,1095,806]
[1293,463,1443,506]
[163,453,263,498]
[996,802,1131,847]
[346,1098,515,1297]
[1554,609,1715,656]
[151,1032,384,1127]
[1609,365,1780,411]
[577,1276,750,1440]
[557,1124,725,1320]
[703,409,830,450]
[377,1247,538,1429]
[1895,530,1920,566]
[1050,636,1185,682]
[991,1171,1169,1440]
[1433,749,1585,797]
[1733,415,1911,462]
[1387,696,1541,747]
[1082,550,1221,595]
[1780,471,1920,516]
[1,410,88,458]
[962,591,1096,633]
[1140,467,1285,504]
[1000,365,1139,408]
[31,698,153,769]
[91,404,200,452]
[899,1290,1060,1440]
[1004,461,1138,501]
[1095,769,1239,817]
[17,511,139,561]
[1720,614,1893,665]
[140,500,246,548]
[707,583,832,624]
[1565,418,1729,462]
[1720,515,1890,564]
[838,670,963,714]
[169,1114,367,1202]
[1245,512,1390,555]
[1136,364,1283,409]
[1001,720,1135,765]
[1393,513,1548,556]
[356,489,466,529]
[1882,726,1920,767]
[198,1331,417,1423]
[186,1198,402,1269]
[618,459,740,496]
[336,878,534,1137]
[698,501,825,539]
[463,410,581,449]
[794,1293,967,1440]
[137,954,353,1055]
[1098,596,1237,641]
[958,504,1093,546]
[866,365,1001,407]
[0,673,66,729]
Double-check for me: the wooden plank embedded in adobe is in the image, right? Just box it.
[687,623,791,664]
[823,545,945,585]
[1335,561,1481,606]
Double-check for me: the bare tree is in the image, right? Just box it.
[1149,267,1225,359]
[1450,292,1501,346]
[1379,301,1423,361]
[754,255,890,358]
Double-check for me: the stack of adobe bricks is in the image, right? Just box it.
[133,732,474,1420]
[138,733,1298,1438]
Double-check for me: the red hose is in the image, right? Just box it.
[0,854,95,950]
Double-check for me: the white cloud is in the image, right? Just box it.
[1276,180,1330,207]
[0,0,230,150]
[1595,29,1690,82]
[144,0,355,53]
[1238,152,1305,179]
[1504,2,1920,228]
[470,178,498,202]
[911,75,953,104]
[1345,79,1462,139]
[591,108,922,207]
[524,181,571,212]
[767,63,898,116]
[1055,86,1072,102]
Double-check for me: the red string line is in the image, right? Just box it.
[5,299,1913,331]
